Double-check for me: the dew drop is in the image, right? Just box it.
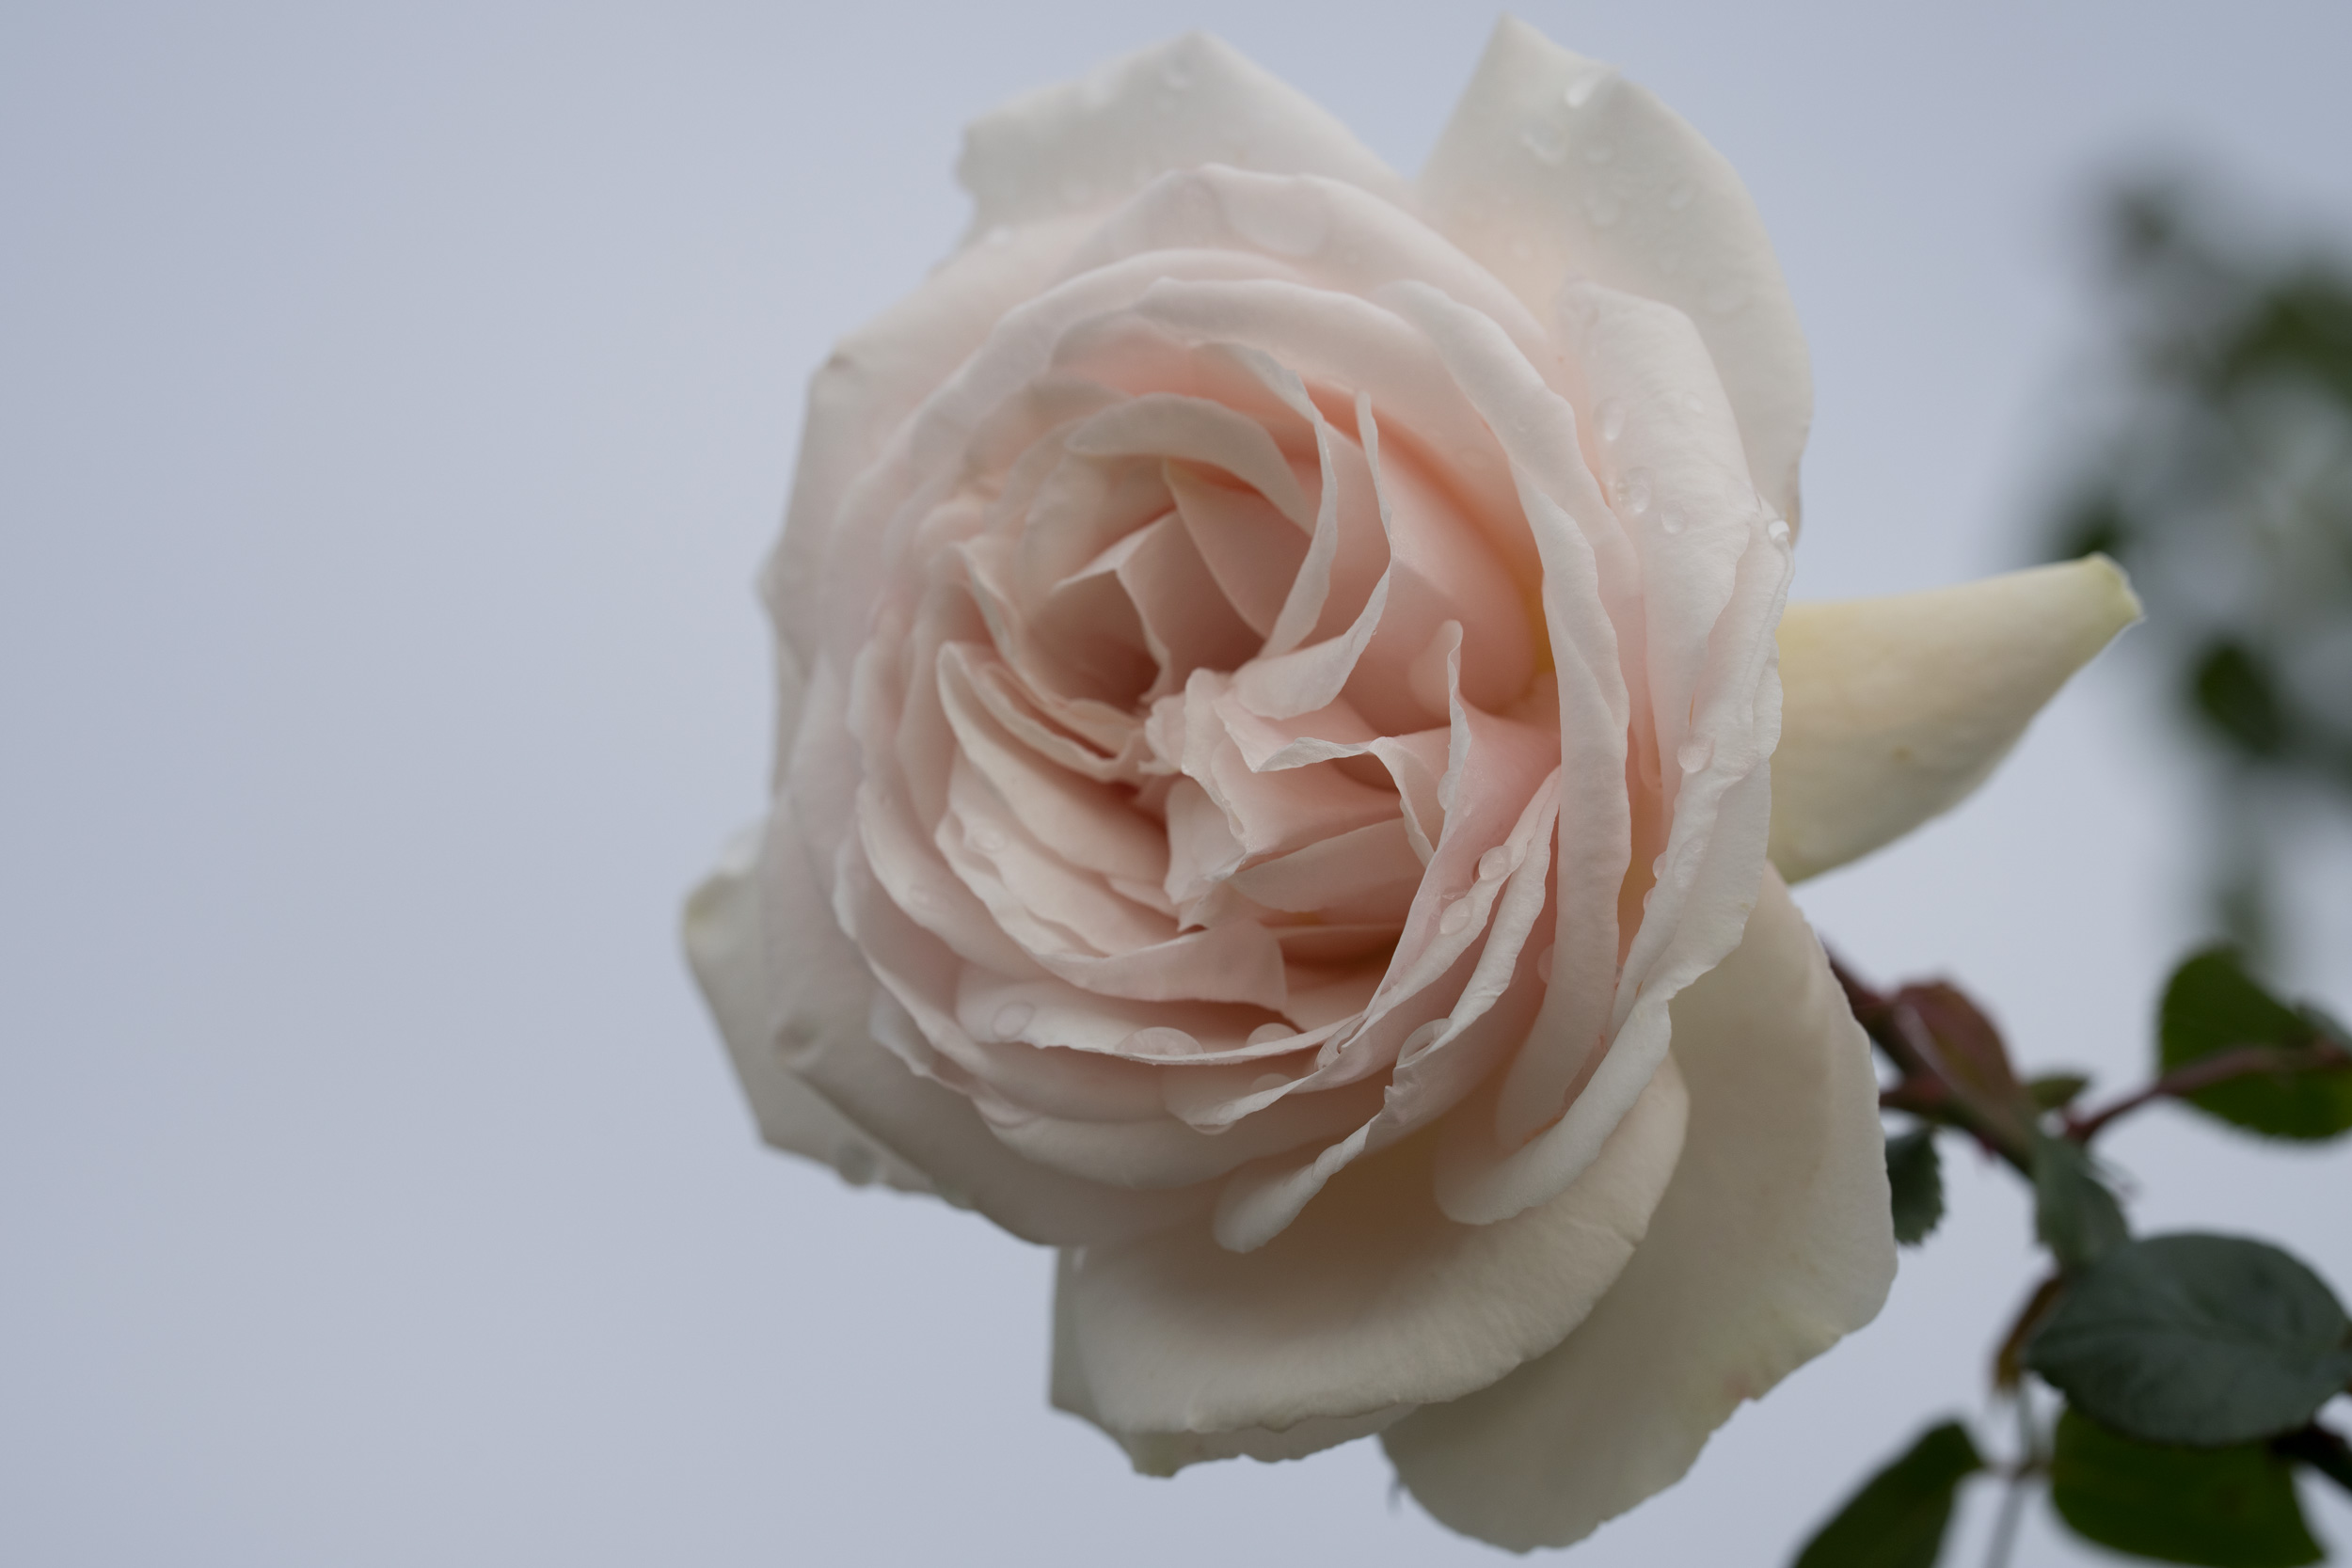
[1519,118,1567,165]
[1535,948,1555,985]
[1767,516,1792,546]
[972,826,1008,854]
[1597,397,1627,443]
[777,1013,820,1054]
[1249,1070,1290,1094]
[1477,846,1514,882]
[1664,181,1694,212]
[834,1143,879,1187]
[1658,503,1687,535]
[1677,736,1715,774]
[1563,71,1606,109]
[1438,899,1475,936]
[992,1001,1036,1039]
[1613,467,1654,516]
[1246,1022,1295,1048]
[1679,390,1707,415]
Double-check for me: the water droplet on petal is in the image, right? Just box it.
[1563,71,1606,109]
[1613,467,1654,516]
[1767,516,1792,546]
[992,1001,1036,1039]
[1246,1023,1294,1048]
[972,826,1008,854]
[1249,1070,1289,1094]
[1665,181,1694,211]
[777,1014,820,1054]
[834,1143,879,1187]
[1658,503,1687,535]
[1438,899,1475,936]
[1477,846,1514,881]
[1597,398,1627,443]
[1519,118,1567,165]
[1680,390,1707,415]
[1677,736,1715,774]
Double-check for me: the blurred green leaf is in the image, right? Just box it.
[2050,1408,2322,1567]
[1885,1127,1945,1247]
[2273,1425,2352,1497]
[2031,1133,2129,1271]
[2027,1233,2352,1447]
[1790,1420,1982,1568]
[2028,1073,2093,1113]
[2162,949,2352,1140]
[2190,641,2291,760]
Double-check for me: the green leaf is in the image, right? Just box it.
[1790,1420,1982,1568]
[2026,1233,2352,1447]
[2189,641,2289,759]
[2161,949,2352,1140]
[1885,1127,1944,1247]
[2050,1408,2322,1567]
[2031,1132,2129,1271]
[2028,1073,2092,1112]
[2273,1425,2352,1497]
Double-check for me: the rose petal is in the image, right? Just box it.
[955,33,1407,248]
[1418,17,1813,524]
[1383,869,1897,1551]
[1056,1054,1688,1450]
[1770,556,2142,882]
[682,824,932,1194]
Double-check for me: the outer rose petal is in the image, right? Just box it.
[1055,1057,1688,1457]
[1768,556,2142,883]
[703,806,1208,1246]
[684,825,930,1194]
[1382,868,1896,1552]
[956,33,1408,248]
[1418,17,1813,524]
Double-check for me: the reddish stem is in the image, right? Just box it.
[2064,1039,2351,1142]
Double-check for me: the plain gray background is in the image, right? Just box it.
[4,2,2349,1563]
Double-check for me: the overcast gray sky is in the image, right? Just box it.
[4,3,2349,1564]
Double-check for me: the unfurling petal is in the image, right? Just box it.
[1769,556,2142,883]
[1383,869,1895,1551]
[1056,1057,1688,1463]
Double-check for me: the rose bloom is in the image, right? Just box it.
[687,20,2137,1551]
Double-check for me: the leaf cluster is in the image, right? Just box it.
[1816,948,2352,1566]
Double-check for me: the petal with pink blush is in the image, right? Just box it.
[1385,870,1895,1551]
[1057,1053,1686,1449]
[1418,17,1813,524]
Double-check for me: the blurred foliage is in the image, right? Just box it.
[2050,180,2352,950]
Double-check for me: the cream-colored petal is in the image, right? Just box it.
[1417,17,1813,523]
[1054,1057,1686,1453]
[681,824,930,1194]
[1048,1250,1415,1476]
[1384,869,1896,1551]
[955,34,1406,249]
[1769,556,2142,883]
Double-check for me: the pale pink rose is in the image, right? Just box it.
[686,20,2139,1548]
